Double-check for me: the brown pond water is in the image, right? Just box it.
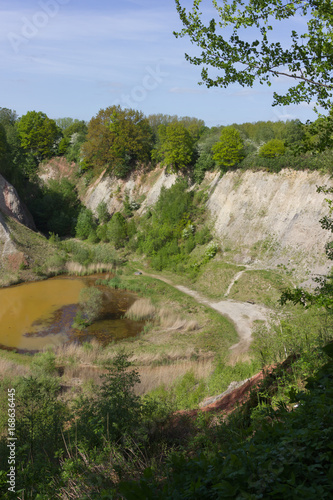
[0,276,144,352]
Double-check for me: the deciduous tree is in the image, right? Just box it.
[259,138,286,158]
[154,122,195,172]
[82,106,153,177]
[17,111,61,160]
[212,126,245,168]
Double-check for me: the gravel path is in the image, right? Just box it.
[140,271,272,359]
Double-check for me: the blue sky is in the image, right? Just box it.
[0,0,321,127]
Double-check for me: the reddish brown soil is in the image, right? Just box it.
[174,370,267,421]
[4,252,27,272]
[39,157,76,181]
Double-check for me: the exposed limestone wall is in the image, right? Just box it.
[36,158,333,280]
[206,169,333,278]
[0,174,36,267]
[84,167,177,215]
[0,174,36,230]
[0,212,16,257]
[84,166,333,278]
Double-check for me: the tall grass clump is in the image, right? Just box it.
[66,261,114,276]
[125,298,199,332]
[158,309,199,332]
[125,298,156,321]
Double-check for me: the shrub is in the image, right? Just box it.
[107,212,128,248]
[30,350,57,376]
[195,226,212,245]
[75,208,97,240]
[193,151,216,183]
[73,352,142,447]
[96,223,108,242]
[205,241,219,260]
[212,126,245,169]
[96,201,109,224]
[74,287,103,327]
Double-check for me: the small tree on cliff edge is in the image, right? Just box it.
[212,126,245,169]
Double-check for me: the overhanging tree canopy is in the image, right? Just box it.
[174,0,333,110]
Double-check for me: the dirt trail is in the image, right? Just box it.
[139,271,272,359]
[224,270,245,297]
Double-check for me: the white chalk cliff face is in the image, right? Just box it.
[0,174,35,230]
[80,165,333,278]
[206,169,333,277]
[84,167,177,215]
[0,174,36,260]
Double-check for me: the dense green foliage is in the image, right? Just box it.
[75,207,97,241]
[212,126,245,169]
[29,179,81,237]
[135,179,212,272]
[131,348,333,499]
[259,138,286,158]
[17,111,61,161]
[152,122,196,172]
[82,106,153,178]
[106,212,128,249]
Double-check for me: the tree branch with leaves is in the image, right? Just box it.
[174,0,333,110]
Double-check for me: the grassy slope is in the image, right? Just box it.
[0,215,60,287]
[228,268,294,307]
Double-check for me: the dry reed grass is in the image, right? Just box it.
[125,299,199,333]
[0,358,30,379]
[158,308,199,332]
[54,338,105,365]
[65,262,114,275]
[62,364,106,389]
[135,358,214,395]
[127,346,201,365]
[57,351,214,397]
[125,298,156,320]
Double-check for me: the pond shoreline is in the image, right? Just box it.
[0,273,143,353]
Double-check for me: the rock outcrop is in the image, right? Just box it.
[45,160,333,280]
[0,174,36,267]
[0,174,35,230]
[206,169,333,279]
[84,167,177,216]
